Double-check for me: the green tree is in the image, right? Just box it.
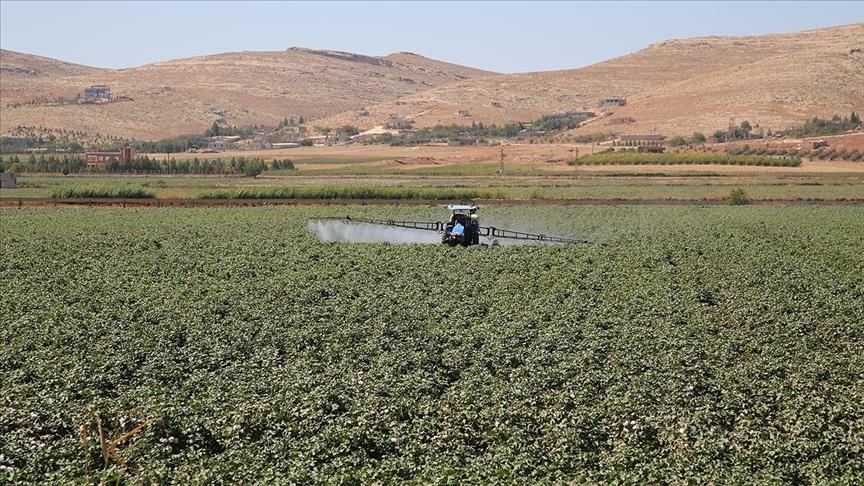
[691,132,707,144]
[337,125,359,136]
[205,122,220,137]
[668,136,687,147]
[739,121,752,139]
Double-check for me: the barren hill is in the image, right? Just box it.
[0,48,494,139]
[2,24,861,141]
[316,24,864,136]
[0,48,104,77]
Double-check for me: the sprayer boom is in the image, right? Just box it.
[320,214,591,246]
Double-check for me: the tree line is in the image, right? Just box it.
[0,154,294,176]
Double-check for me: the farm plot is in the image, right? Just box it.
[1,206,863,483]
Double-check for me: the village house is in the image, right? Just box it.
[85,146,135,166]
[83,85,111,102]
[206,136,241,151]
[613,134,667,153]
[599,97,627,108]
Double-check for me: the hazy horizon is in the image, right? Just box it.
[1,1,862,74]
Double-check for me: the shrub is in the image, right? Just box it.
[50,184,155,198]
[568,152,800,167]
[196,186,493,200]
[668,136,687,147]
[726,188,749,205]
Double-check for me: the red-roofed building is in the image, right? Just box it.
[85,146,135,166]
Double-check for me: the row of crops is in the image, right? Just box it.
[43,185,502,200]
[196,186,503,200]
[570,152,802,166]
[1,205,863,482]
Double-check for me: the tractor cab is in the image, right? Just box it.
[442,205,480,246]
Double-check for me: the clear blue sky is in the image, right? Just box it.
[1,1,861,73]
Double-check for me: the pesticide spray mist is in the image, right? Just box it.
[307,220,568,246]
[308,220,442,244]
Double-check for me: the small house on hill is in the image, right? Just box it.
[83,85,111,102]
[599,97,627,108]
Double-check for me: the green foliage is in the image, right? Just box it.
[668,136,687,147]
[4,155,276,176]
[726,188,748,205]
[569,152,801,167]
[712,120,760,142]
[206,121,221,137]
[49,183,155,198]
[408,123,522,145]
[196,186,495,200]
[572,132,616,143]
[531,112,592,131]
[788,113,861,137]
[269,159,295,170]
[1,206,863,482]
[0,153,85,173]
[691,132,706,144]
[337,125,359,137]
[138,134,208,154]
[739,120,752,138]
[1,125,116,153]
[203,124,259,138]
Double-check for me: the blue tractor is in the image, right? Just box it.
[441,205,481,247]
[322,205,592,246]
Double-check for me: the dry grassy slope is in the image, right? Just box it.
[0,48,104,77]
[0,48,494,139]
[584,24,864,136]
[1,49,107,107]
[318,24,864,136]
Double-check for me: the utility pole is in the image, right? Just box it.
[497,147,505,175]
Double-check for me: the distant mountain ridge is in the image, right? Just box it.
[0,48,495,139]
[1,23,862,140]
[314,23,864,137]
